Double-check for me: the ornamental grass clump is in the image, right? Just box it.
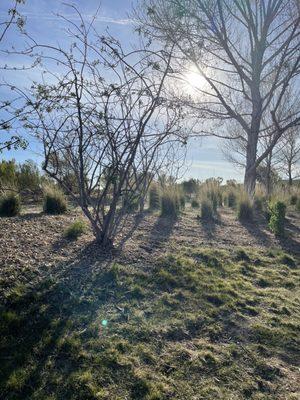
[0,193,21,217]
[64,220,86,240]
[200,198,214,221]
[160,187,180,218]
[237,192,253,222]
[43,186,67,215]
[149,184,160,211]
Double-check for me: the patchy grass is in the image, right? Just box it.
[0,246,299,399]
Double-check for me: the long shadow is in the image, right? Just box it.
[240,214,300,255]
[278,221,300,255]
[239,214,273,248]
[117,211,146,251]
[16,212,44,221]
[285,217,300,235]
[0,242,115,399]
[197,214,221,241]
[142,214,177,254]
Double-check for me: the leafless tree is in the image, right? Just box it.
[276,126,300,186]
[0,0,26,152]
[138,0,300,197]
[13,7,185,246]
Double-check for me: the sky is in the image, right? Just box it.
[0,0,244,182]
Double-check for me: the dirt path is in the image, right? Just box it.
[0,206,299,296]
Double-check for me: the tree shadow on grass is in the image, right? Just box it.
[240,215,300,256]
[239,215,273,248]
[0,243,116,400]
[117,211,146,251]
[196,212,223,241]
[141,214,177,254]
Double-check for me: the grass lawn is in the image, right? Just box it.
[1,242,299,399]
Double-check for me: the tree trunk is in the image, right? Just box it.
[95,229,113,248]
[266,150,273,198]
[244,133,258,198]
[288,162,293,187]
[244,164,256,199]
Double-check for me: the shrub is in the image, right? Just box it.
[17,160,40,194]
[290,195,298,205]
[237,199,253,222]
[149,185,160,210]
[268,201,286,237]
[191,199,199,208]
[0,193,21,217]
[296,198,300,212]
[64,220,86,240]
[200,199,214,220]
[161,189,180,218]
[227,191,237,208]
[43,186,67,214]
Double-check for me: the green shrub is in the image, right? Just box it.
[149,185,160,211]
[191,199,199,208]
[237,199,253,222]
[200,199,214,220]
[161,189,180,218]
[268,201,286,237]
[0,193,21,217]
[290,195,298,205]
[43,186,67,214]
[227,191,237,208]
[64,220,86,240]
[17,160,41,194]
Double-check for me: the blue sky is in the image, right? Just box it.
[0,0,243,182]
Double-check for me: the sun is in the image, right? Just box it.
[186,70,206,89]
[183,67,207,96]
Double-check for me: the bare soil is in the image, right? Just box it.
[0,205,299,297]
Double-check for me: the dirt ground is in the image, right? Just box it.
[0,205,299,298]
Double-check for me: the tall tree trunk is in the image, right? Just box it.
[266,150,273,198]
[288,162,293,187]
[244,133,258,199]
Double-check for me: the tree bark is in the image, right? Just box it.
[244,129,259,199]
[288,164,293,187]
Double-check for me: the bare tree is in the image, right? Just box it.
[13,7,185,246]
[0,0,26,152]
[138,0,300,197]
[277,126,300,186]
